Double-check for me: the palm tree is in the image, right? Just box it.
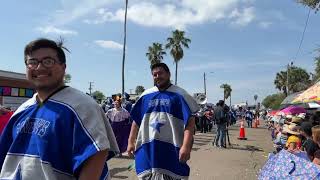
[146,43,166,66]
[121,0,128,96]
[274,71,288,96]
[254,94,258,105]
[220,84,232,102]
[165,29,191,85]
[135,85,145,95]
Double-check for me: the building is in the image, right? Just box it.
[0,70,34,110]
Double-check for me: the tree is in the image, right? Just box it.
[146,43,166,66]
[220,84,232,102]
[121,0,128,96]
[64,73,71,84]
[135,85,145,95]
[274,66,311,96]
[254,94,258,105]
[165,29,191,85]
[313,56,320,82]
[297,0,320,11]
[92,90,106,103]
[262,93,286,110]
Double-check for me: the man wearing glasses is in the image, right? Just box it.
[0,38,119,180]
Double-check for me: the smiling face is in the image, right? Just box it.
[26,48,66,93]
[152,66,170,89]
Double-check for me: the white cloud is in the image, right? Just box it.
[229,7,255,27]
[52,0,117,25]
[258,21,272,29]
[94,40,123,50]
[36,26,78,35]
[85,0,255,29]
[182,59,280,72]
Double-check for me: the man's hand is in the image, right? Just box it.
[127,121,139,158]
[127,142,135,158]
[179,145,191,163]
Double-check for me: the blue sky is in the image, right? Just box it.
[0,0,319,105]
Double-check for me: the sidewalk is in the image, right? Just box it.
[108,122,274,179]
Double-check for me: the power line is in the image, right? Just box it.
[293,8,311,61]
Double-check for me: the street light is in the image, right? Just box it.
[203,72,214,96]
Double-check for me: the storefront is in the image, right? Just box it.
[0,70,34,110]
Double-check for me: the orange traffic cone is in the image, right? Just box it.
[252,120,257,128]
[238,120,247,140]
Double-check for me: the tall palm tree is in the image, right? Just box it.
[165,29,191,85]
[220,84,232,102]
[274,71,288,96]
[146,42,166,66]
[121,0,128,96]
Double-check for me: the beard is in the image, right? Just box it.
[30,74,65,94]
[155,79,171,90]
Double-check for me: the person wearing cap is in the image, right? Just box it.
[300,122,319,161]
[281,124,301,151]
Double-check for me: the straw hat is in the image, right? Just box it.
[282,123,300,135]
[286,114,293,119]
[291,117,302,124]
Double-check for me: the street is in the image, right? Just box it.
[108,121,274,180]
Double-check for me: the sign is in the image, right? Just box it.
[2,96,30,110]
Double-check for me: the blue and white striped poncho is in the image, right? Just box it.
[131,85,199,179]
[0,87,119,180]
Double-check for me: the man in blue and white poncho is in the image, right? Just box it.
[0,38,119,180]
[127,63,199,180]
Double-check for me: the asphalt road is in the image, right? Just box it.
[108,120,274,180]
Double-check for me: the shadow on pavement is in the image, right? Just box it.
[228,144,263,152]
[116,156,134,160]
[110,167,130,179]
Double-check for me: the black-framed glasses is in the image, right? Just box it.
[25,57,60,69]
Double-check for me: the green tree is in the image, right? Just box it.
[92,91,106,103]
[262,93,286,110]
[274,66,311,96]
[220,84,232,102]
[64,73,71,84]
[274,71,288,96]
[135,85,145,95]
[312,56,320,82]
[165,30,191,85]
[297,0,320,11]
[146,43,166,66]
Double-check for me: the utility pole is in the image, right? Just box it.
[89,82,94,96]
[121,0,128,97]
[203,72,206,95]
[286,62,294,96]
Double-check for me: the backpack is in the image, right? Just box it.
[214,107,226,124]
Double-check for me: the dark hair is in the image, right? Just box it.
[24,38,69,64]
[218,100,225,106]
[151,63,170,74]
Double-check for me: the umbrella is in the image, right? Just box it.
[280,106,306,115]
[292,82,320,103]
[268,110,280,116]
[259,150,320,179]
